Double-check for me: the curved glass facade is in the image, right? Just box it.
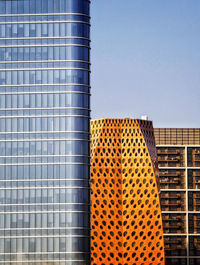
[0,0,90,264]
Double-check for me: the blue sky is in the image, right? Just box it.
[91,0,200,128]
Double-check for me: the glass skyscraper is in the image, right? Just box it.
[0,0,90,264]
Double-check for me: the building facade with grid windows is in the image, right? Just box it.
[155,128,200,265]
[0,0,90,264]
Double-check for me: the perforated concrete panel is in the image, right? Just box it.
[90,118,165,265]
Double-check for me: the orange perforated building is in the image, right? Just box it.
[90,118,165,265]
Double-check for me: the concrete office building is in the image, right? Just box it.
[90,119,165,265]
[155,128,200,265]
[0,0,90,263]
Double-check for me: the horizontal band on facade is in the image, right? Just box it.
[161,189,199,192]
[0,43,90,48]
[0,67,90,71]
[0,12,90,18]
[0,20,90,25]
[0,130,89,134]
[0,84,90,88]
[0,92,91,96]
[1,251,90,255]
[0,261,90,263]
[0,154,90,158]
[0,59,90,64]
[0,186,90,190]
[0,162,90,166]
[1,227,89,231]
[0,235,90,239]
[0,138,90,142]
[162,211,200,213]
[0,88,91,93]
[0,203,90,206]
[0,109,89,113]
[163,234,200,236]
[0,36,90,41]
[0,93,90,97]
[0,114,90,118]
[0,107,90,111]
[0,178,89,182]
[165,255,200,260]
[157,144,199,147]
[160,166,200,168]
[0,210,89,214]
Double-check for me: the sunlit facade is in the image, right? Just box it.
[155,128,200,265]
[0,0,90,263]
[90,119,165,265]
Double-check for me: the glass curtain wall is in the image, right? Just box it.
[0,0,90,264]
